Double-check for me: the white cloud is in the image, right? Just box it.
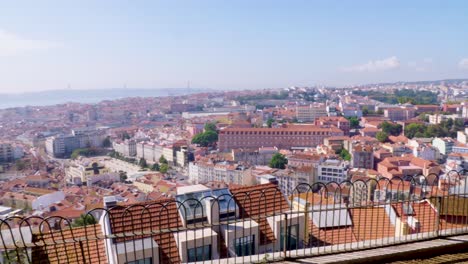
[0,29,61,56]
[407,58,434,72]
[459,58,468,70]
[342,56,400,72]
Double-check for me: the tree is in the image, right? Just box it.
[119,171,127,182]
[191,130,218,147]
[160,163,169,174]
[362,107,369,116]
[121,131,131,140]
[269,153,288,169]
[339,148,352,161]
[151,163,160,171]
[73,214,97,227]
[348,117,360,129]
[266,118,274,128]
[103,136,111,147]
[139,158,147,168]
[204,122,217,132]
[159,155,168,164]
[15,160,26,171]
[376,131,389,143]
[404,123,426,138]
[381,121,402,136]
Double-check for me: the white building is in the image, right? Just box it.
[296,104,327,122]
[188,160,255,186]
[432,137,455,156]
[317,158,349,183]
[112,140,137,157]
[66,159,114,185]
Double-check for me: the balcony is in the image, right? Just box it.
[0,170,467,263]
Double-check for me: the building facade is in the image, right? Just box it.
[218,125,344,151]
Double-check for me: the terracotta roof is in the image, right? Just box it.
[230,183,289,245]
[107,198,182,263]
[309,223,357,246]
[32,224,107,264]
[392,201,438,233]
[220,125,343,133]
[350,207,395,240]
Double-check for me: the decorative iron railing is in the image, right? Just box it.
[0,169,466,263]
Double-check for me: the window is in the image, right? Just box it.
[235,235,255,256]
[187,244,211,262]
[280,224,299,250]
[126,258,152,264]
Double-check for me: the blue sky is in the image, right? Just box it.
[0,0,467,93]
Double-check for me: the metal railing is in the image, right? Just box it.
[0,169,467,263]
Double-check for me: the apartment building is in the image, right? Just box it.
[188,159,255,186]
[271,166,315,196]
[296,104,327,122]
[218,125,344,151]
[66,159,118,185]
[351,144,374,169]
[0,143,13,163]
[112,139,137,157]
[231,147,278,166]
[45,129,106,158]
[384,107,415,121]
[377,156,441,179]
[317,158,349,183]
[428,113,463,124]
[458,128,468,144]
[315,116,351,135]
[432,137,455,155]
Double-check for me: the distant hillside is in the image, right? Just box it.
[0,88,210,109]
[361,78,468,87]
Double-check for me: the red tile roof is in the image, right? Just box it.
[107,198,182,263]
[230,183,289,245]
[32,224,107,264]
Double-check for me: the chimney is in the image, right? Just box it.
[395,218,409,236]
[103,196,117,209]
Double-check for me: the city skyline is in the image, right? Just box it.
[1,0,468,93]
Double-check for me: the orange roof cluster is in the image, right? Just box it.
[230,183,289,245]
[32,224,107,264]
[107,198,182,263]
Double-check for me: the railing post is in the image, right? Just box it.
[79,240,87,264]
[436,196,441,237]
[283,212,288,259]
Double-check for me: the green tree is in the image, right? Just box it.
[404,123,426,138]
[266,118,274,128]
[159,155,168,164]
[381,121,402,136]
[119,171,127,182]
[376,131,389,143]
[121,131,131,140]
[362,107,369,116]
[204,122,217,132]
[139,158,147,168]
[151,163,160,171]
[191,130,218,147]
[73,214,97,227]
[348,117,360,129]
[269,153,288,169]
[103,136,111,147]
[339,148,352,161]
[160,163,169,173]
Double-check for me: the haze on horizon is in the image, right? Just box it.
[1,0,468,93]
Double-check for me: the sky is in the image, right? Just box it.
[0,0,467,93]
